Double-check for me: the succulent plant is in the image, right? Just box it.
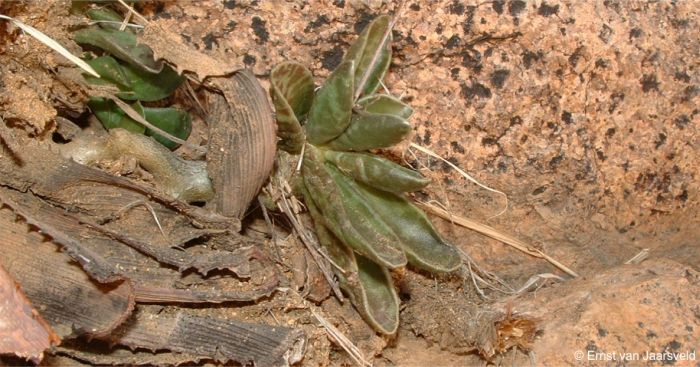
[74,7,190,150]
[270,15,461,335]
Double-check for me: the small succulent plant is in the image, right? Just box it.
[270,15,461,334]
[74,7,190,150]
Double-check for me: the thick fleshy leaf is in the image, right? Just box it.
[84,56,184,101]
[74,26,163,73]
[354,255,400,335]
[88,97,145,134]
[270,61,314,120]
[269,62,313,153]
[357,94,413,120]
[302,145,406,269]
[305,61,354,144]
[324,150,429,193]
[325,111,410,151]
[304,184,400,335]
[358,184,461,273]
[86,8,124,29]
[143,107,192,150]
[343,15,392,98]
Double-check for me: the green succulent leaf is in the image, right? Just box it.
[354,255,400,335]
[306,60,355,144]
[88,97,145,134]
[358,94,413,120]
[358,184,462,273]
[270,61,314,153]
[302,145,407,269]
[343,15,392,98]
[324,150,429,193]
[304,184,399,335]
[143,107,192,150]
[84,55,184,102]
[325,110,410,151]
[85,8,125,29]
[74,26,163,73]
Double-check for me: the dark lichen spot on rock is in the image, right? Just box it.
[243,54,256,66]
[608,91,625,113]
[569,46,585,68]
[489,69,510,89]
[354,11,375,33]
[595,58,609,69]
[599,24,613,43]
[510,115,523,126]
[251,16,269,44]
[448,0,465,15]
[492,0,505,14]
[202,33,217,50]
[596,149,606,161]
[225,20,237,32]
[445,35,460,49]
[549,154,563,169]
[450,67,461,80]
[640,74,659,93]
[561,111,573,124]
[451,141,465,154]
[674,71,690,83]
[522,50,542,69]
[532,186,546,195]
[598,327,609,337]
[629,27,643,39]
[481,136,498,146]
[674,115,689,129]
[606,127,616,137]
[586,340,600,353]
[461,5,477,34]
[409,3,420,11]
[333,0,345,8]
[508,0,526,17]
[321,45,344,71]
[435,23,444,35]
[654,133,667,149]
[304,14,330,33]
[223,0,237,9]
[461,80,492,99]
[422,129,432,145]
[461,49,483,73]
[682,85,699,102]
[537,2,560,17]
[677,190,688,202]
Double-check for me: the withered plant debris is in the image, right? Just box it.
[0,263,60,364]
[206,70,277,219]
[1,209,135,338]
[105,305,306,366]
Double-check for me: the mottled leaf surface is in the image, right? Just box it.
[343,15,392,98]
[74,26,163,73]
[324,150,429,193]
[325,111,410,151]
[306,61,354,144]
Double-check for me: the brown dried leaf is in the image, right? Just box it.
[0,208,135,339]
[0,264,59,364]
[206,70,277,219]
[107,305,306,367]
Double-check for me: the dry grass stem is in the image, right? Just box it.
[624,248,650,265]
[116,0,149,24]
[0,14,100,78]
[275,179,345,301]
[409,142,509,218]
[419,201,580,278]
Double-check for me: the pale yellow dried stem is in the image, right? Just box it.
[419,201,580,278]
